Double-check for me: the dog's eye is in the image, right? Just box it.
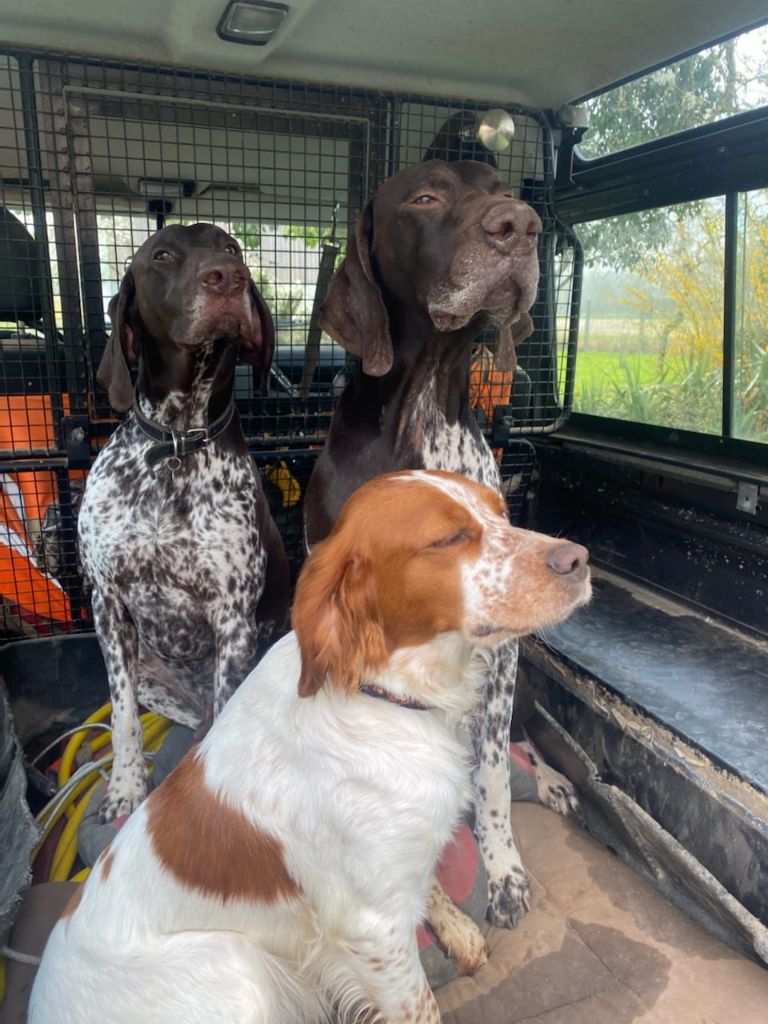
[428,529,470,549]
[411,194,439,206]
[152,249,173,262]
[224,243,240,256]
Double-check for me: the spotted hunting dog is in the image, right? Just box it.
[79,222,288,824]
[305,160,581,929]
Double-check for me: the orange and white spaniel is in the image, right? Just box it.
[29,469,590,1024]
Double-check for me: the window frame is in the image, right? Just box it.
[555,103,768,464]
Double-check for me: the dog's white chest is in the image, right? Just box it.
[417,396,501,490]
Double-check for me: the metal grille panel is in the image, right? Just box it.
[0,50,578,637]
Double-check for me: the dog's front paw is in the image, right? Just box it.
[536,766,583,825]
[97,782,147,824]
[486,868,531,929]
[428,891,490,976]
[452,923,490,976]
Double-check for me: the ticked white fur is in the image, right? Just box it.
[31,469,589,1024]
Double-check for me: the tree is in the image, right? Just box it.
[281,224,322,249]
[576,32,768,272]
[228,222,310,317]
[576,195,768,442]
[229,221,262,250]
[623,204,725,365]
[579,41,749,160]
[251,267,306,318]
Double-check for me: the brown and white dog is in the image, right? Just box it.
[30,470,589,1024]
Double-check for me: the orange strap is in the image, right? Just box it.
[469,346,514,423]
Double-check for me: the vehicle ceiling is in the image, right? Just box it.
[0,0,766,108]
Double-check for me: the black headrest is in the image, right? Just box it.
[0,207,46,325]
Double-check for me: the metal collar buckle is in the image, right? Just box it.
[135,400,234,476]
[165,426,210,473]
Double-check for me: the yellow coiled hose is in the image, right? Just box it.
[0,706,172,1005]
[32,702,172,883]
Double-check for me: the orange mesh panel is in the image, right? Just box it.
[0,395,74,521]
[0,527,71,623]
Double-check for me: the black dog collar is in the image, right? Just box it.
[359,683,434,711]
[132,396,236,474]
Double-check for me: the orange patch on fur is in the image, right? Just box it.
[59,883,84,921]
[293,472,481,696]
[147,752,300,905]
[98,847,116,882]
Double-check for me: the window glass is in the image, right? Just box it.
[734,188,768,443]
[97,213,332,323]
[574,198,725,434]
[578,23,768,159]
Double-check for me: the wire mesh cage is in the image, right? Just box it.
[0,49,579,636]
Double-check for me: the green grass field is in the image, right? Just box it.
[566,306,768,441]
[574,350,660,393]
[571,347,720,431]
[568,339,768,443]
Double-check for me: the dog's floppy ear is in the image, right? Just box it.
[495,311,534,374]
[97,272,137,413]
[319,201,393,377]
[240,281,276,383]
[292,536,388,698]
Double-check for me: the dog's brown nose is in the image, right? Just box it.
[546,542,589,578]
[482,201,542,252]
[198,261,251,296]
